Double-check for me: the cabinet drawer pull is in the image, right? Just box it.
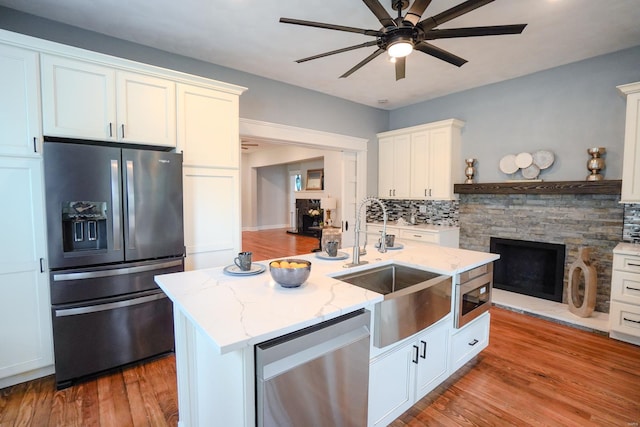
[626,286,640,292]
[468,339,479,346]
[628,262,640,267]
[413,234,422,238]
[623,317,640,324]
[412,345,419,364]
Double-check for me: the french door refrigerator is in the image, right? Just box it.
[43,139,184,388]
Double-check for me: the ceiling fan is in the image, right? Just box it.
[280,0,527,80]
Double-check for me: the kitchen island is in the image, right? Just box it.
[155,242,498,427]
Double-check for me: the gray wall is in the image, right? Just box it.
[389,46,640,183]
[256,164,289,228]
[0,6,389,195]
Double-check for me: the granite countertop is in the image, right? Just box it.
[614,242,640,256]
[155,243,498,355]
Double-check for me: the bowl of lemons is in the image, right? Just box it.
[269,259,311,288]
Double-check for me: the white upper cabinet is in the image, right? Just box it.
[177,83,239,168]
[41,55,116,141]
[41,55,176,147]
[378,134,411,198]
[619,82,640,203]
[378,119,464,200]
[0,44,41,157]
[116,71,176,147]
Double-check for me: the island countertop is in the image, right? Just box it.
[155,243,498,355]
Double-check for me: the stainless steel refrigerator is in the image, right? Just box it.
[43,140,184,389]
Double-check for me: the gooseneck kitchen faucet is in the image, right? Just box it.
[346,197,388,267]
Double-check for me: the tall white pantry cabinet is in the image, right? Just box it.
[0,42,54,388]
[0,29,246,388]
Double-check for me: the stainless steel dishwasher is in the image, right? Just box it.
[256,309,371,427]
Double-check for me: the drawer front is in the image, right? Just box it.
[399,229,438,244]
[610,301,640,338]
[450,312,490,372]
[611,270,640,305]
[613,254,640,273]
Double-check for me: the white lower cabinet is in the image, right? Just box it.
[367,224,460,249]
[609,245,640,345]
[0,157,54,388]
[368,319,449,427]
[450,312,490,373]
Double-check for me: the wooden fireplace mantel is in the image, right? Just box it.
[454,180,622,195]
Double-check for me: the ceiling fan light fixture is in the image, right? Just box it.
[388,40,413,58]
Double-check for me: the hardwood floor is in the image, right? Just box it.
[1,229,639,426]
[241,228,319,261]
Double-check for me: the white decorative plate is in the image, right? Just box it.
[223,263,266,276]
[532,150,555,169]
[515,152,533,169]
[499,154,518,174]
[522,164,540,179]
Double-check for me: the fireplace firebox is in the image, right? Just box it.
[490,237,566,302]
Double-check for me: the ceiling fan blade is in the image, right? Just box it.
[395,56,406,80]
[405,0,433,26]
[414,42,468,67]
[362,0,397,28]
[280,17,379,36]
[418,0,494,32]
[340,48,385,78]
[425,24,527,39]
[296,41,379,63]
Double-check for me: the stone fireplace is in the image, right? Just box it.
[455,181,624,314]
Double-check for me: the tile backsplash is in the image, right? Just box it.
[367,199,459,226]
[623,203,640,243]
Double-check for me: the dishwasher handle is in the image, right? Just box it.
[257,309,370,380]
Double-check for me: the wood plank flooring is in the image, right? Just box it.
[1,229,639,426]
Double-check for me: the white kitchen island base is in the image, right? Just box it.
[173,309,255,427]
[156,244,498,427]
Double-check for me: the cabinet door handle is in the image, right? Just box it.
[468,339,479,346]
[39,258,45,273]
[33,137,37,153]
[389,189,392,197]
[429,189,432,197]
[424,189,427,197]
[121,124,125,139]
[623,317,640,324]
[109,122,113,137]
[626,286,640,292]
[412,345,419,364]
[420,340,427,359]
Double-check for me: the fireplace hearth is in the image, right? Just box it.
[490,237,566,302]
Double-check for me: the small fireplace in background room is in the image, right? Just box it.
[490,237,566,302]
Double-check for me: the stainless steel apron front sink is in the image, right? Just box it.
[334,263,452,348]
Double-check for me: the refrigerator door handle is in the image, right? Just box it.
[110,159,122,251]
[126,160,136,249]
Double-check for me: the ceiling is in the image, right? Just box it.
[1,0,639,110]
